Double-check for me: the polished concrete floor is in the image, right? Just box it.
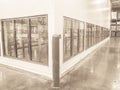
[61,38,120,90]
[0,38,120,90]
[0,65,52,90]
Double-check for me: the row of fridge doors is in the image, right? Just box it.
[111,31,120,37]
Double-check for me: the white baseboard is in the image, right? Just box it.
[0,57,52,80]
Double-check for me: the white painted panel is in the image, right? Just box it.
[0,57,52,79]
[63,0,111,28]
[0,0,49,19]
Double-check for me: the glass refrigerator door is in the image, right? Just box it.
[3,20,16,57]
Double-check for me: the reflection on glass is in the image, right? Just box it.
[79,22,84,52]
[31,16,48,65]
[2,15,48,66]
[92,25,94,45]
[22,19,29,60]
[101,27,104,41]
[15,19,29,59]
[4,20,15,57]
[112,11,117,19]
[31,18,39,61]
[63,17,85,62]
[96,26,100,43]
[15,20,23,59]
[72,20,78,55]
[89,24,92,47]
[86,23,89,49]
[63,18,72,61]
[93,25,97,44]
[118,12,120,19]
[63,17,109,63]
[117,25,120,31]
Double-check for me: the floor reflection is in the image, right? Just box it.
[61,38,120,90]
[0,65,51,90]
[0,72,5,81]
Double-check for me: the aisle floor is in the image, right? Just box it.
[61,38,120,90]
[0,38,120,90]
[0,65,52,90]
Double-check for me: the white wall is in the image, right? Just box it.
[48,0,64,78]
[0,0,111,79]
[63,0,111,28]
[60,0,111,77]
[0,0,51,79]
[0,0,49,19]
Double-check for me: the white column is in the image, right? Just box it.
[48,0,64,78]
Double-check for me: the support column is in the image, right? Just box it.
[52,35,60,89]
[48,0,64,79]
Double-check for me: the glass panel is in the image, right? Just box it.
[105,28,107,38]
[63,17,109,62]
[30,18,39,62]
[118,12,120,19]
[117,25,120,31]
[31,16,48,65]
[93,25,97,44]
[91,24,95,45]
[94,26,97,44]
[99,27,102,41]
[63,18,72,61]
[79,22,84,52]
[104,28,106,39]
[39,16,48,65]
[3,20,15,57]
[101,27,104,40]
[2,15,48,66]
[105,28,109,38]
[112,11,117,19]
[89,24,92,47]
[117,21,120,25]
[99,26,101,42]
[96,26,99,43]
[22,19,29,60]
[86,23,89,49]
[111,21,116,25]
[14,19,29,60]
[72,20,78,55]
[15,19,23,59]
[111,25,116,31]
